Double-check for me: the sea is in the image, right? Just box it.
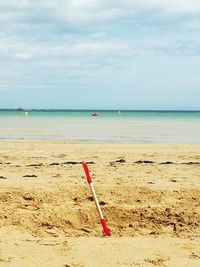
[0,110,200,143]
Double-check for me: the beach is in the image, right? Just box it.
[0,141,200,266]
[1,0,200,265]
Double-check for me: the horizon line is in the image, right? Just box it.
[0,108,200,112]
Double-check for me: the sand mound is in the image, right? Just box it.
[1,186,199,238]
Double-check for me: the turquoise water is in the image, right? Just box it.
[0,110,200,143]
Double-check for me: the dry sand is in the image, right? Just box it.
[0,141,200,267]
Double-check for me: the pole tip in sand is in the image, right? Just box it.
[101,218,111,236]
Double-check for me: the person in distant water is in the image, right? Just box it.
[92,112,98,116]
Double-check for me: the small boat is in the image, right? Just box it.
[92,112,98,116]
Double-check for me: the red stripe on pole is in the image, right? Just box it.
[82,160,92,184]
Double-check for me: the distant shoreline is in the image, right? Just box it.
[0,109,200,112]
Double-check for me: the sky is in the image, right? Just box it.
[0,0,200,110]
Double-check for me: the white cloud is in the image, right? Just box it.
[14,53,32,60]
[44,0,200,26]
[0,33,128,59]
[185,18,200,29]
[1,0,200,30]
[137,0,200,15]
[1,33,200,71]
[59,42,128,55]
[46,0,200,21]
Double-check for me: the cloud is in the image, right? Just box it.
[185,18,200,29]
[42,0,200,25]
[136,0,200,15]
[1,0,200,33]
[14,53,32,60]
[1,32,200,78]
[0,0,200,96]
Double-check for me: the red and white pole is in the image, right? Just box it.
[82,160,111,236]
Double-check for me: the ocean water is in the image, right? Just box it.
[0,110,200,143]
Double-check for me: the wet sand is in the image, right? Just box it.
[0,142,200,266]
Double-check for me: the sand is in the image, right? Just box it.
[0,141,200,267]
